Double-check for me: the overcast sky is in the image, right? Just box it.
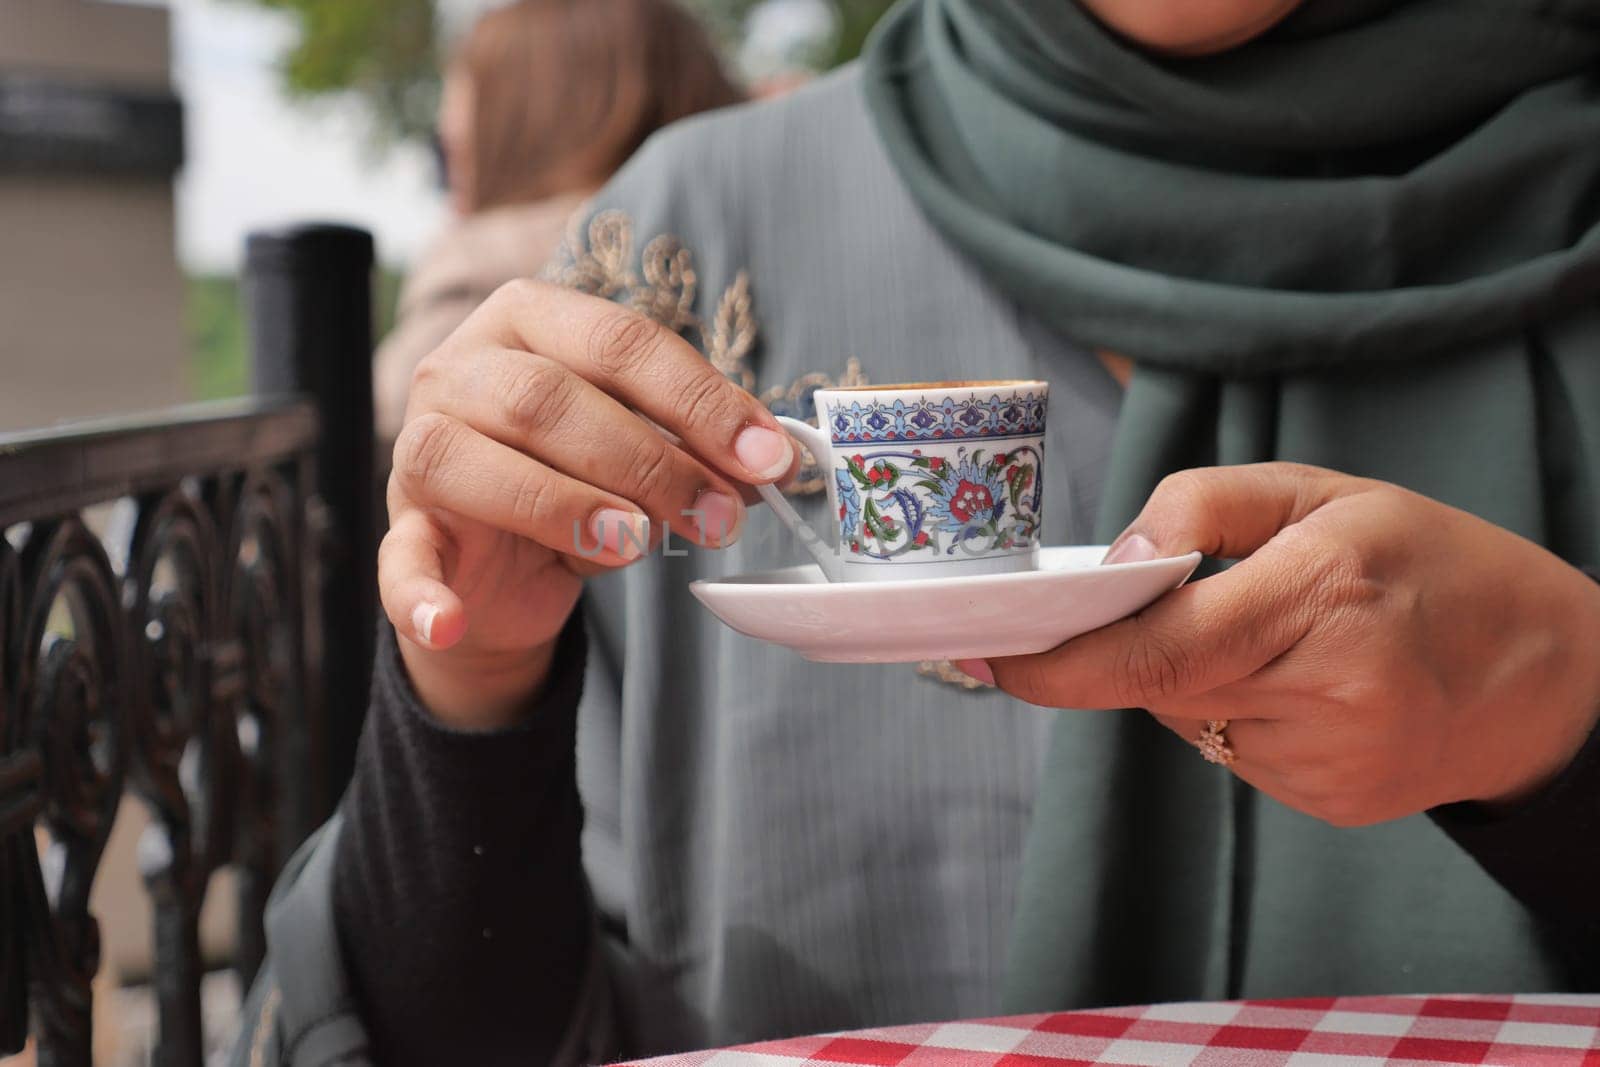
[167,0,446,272]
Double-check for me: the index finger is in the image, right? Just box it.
[470,279,796,486]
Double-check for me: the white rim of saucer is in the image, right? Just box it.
[689,548,1203,592]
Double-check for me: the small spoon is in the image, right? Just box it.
[755,482,842,583]
[755,416,845,581]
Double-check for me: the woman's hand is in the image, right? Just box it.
[968,463,1600,824]
[381,280,796,730]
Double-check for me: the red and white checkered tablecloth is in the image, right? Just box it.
[613,995,1600,1067]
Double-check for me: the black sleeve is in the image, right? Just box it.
[332,613,593,1067]
[1430,569,1600,986]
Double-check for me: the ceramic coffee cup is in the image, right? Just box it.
[761,380,1048,582]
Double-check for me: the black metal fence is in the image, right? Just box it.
[0,225,376,1066]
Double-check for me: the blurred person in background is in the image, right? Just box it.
[372,0,744,441]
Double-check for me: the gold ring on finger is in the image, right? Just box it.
[1197,720,1237,767]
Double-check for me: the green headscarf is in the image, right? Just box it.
[864,0,1600,1007]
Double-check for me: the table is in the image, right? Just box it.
[615,995,1600,1066]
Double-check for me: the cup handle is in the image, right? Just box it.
[753,416,841,582]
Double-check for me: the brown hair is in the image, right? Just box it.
[451,0,744,212]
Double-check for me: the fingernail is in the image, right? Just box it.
[689,490,743,546]
[734,425,794,481]
[412,602,439,647]
[590,508,650,561]
[953,659,995,686]
[1102,533,1158,566]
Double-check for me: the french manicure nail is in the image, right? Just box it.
[734,425,794,481]
[590,508,650,560]
[412,602,439,647]
[689,490,743,546]
[1102,533,1158,566]
[953,659,995,686]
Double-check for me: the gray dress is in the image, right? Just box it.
[558,66,1124,1049]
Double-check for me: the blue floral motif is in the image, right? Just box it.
[836,468,862,548]
[824,390,1047,444]
[921,450,1009,548]
[888,487,924,539]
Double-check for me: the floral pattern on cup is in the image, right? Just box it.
[767,381,1048,581]
[834,445,1042,560]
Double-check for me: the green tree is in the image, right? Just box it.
[239,0,895,145]
[825,0,896,68]
[238,0,441,145]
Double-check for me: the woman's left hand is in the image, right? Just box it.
[967,462,1600,825]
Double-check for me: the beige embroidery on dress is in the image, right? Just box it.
[549,210,983,692]
[634,234,698,334]
[551,209,636,301]
[705,269,758,391]
[916,659,994,690]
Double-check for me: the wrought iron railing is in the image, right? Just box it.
[0,225,377,1066]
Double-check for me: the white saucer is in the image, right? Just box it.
[689,546,1203,663]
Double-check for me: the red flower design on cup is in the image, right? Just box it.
[949,480,994,523]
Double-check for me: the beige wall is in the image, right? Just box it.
[0,0,189,432]
[0,0,171,86]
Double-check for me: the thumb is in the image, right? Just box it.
[1102,462,1356,565]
